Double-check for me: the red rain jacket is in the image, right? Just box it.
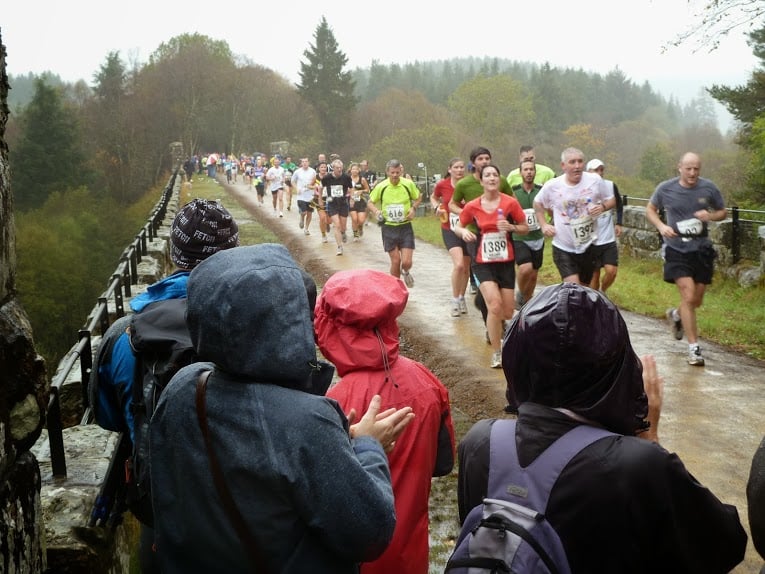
[315,269,455,574]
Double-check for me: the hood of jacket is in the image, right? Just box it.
[502,282,648,435]
[314,269,408,377]
[186,244,319,387]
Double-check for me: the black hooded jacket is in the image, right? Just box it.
[458,283,746,573]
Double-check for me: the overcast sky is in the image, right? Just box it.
[1,0,759,129]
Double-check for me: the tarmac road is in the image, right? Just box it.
[221,179,765,572]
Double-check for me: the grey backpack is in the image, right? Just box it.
[445,419,613,573]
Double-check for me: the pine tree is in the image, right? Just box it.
[10,79,90,211]
[709,25,765,139]
[297,17,357,152]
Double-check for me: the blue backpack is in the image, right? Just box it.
[88,298,196,527]
[445,419,613,574]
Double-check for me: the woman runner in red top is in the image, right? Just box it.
[431,158,469,317]
[455,163,528,369]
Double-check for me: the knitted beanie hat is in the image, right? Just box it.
[170,199,239,270]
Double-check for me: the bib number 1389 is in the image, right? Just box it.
[481,231,509,261]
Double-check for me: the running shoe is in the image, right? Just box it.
[299,214,305,229]
[469,283,478,295]
[688,345,705,366]
[342,231,348,243]
[336,245,343,256]
[402,271,414,288]
[666,308,683,340]
[322,234,328,243]
[279,211,284,218]
[490,351,502,369]
[304,228,310,236]
[451,302,460,317]
[458,297,468,315]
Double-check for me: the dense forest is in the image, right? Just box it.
[5,16,764,371]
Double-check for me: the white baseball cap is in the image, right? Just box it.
[586,158,604,171]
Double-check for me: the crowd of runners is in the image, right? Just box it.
[186,145,725,371]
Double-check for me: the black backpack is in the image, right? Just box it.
[445,420,614,574]
[89,297,195,526]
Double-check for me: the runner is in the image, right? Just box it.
[454,163,528,369]
[321,159,352,255]
[348,162,370,241]
[313,162,331,243]
[511,159,546,309]
[291,157,317,236]
[368,159,422,286]
[431,157,469,317]
[534,147,614,284]
[252,155,267,207]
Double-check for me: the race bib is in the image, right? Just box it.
[676,217,703,240]
[449,213,461,230]
[524,208,539,231]
[480,231,510,262]
[352,193,361,201]
[330,185,344,198]
[386,203,405,223]
[570,215,595,246]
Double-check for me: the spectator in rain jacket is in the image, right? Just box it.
[315,268,455,574]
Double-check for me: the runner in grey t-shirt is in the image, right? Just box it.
[646,152,727,366]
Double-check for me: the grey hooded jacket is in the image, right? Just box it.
[150,244,396,573]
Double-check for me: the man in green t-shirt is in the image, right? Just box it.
[369,159,421,288]
[511,160,546,309]
[506,145,555,188]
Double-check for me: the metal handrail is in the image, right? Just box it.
[45,170,179,478]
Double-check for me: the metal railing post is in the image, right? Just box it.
[79,330,93,411]
[731,206,740,264]
[48,387,67,478]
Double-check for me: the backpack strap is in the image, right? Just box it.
[195,371,271,574]
[488,419,614,512]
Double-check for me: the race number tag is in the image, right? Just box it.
[570,215,595,246]
[352,193,361,201]
[449,213,461,230]
[386,203,405,223]
[480,231,510,262]
[676,217,703,241]
[524,208,539,231]
[330,185,344,198]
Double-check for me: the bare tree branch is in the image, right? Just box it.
[662,0,765,53]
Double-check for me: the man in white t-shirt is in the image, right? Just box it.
[586,159,623,294]
[291,157,318,236]
[266,156,286,217]
[534,147,615,284]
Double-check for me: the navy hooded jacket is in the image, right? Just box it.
[150,244,396,573]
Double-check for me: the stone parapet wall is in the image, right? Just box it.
[0,30,49,573]
[26,180,182,574]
